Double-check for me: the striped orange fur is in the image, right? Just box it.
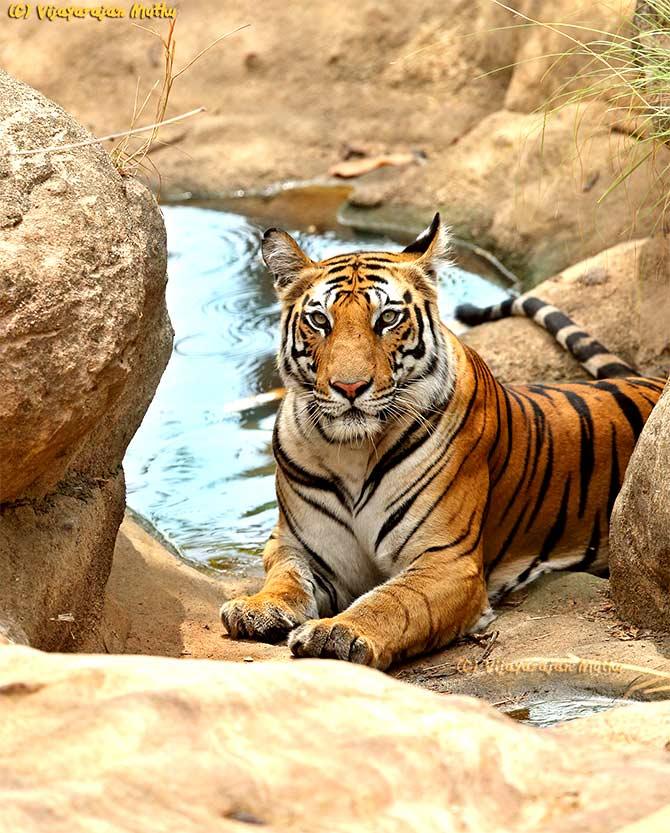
[220,215,665,670]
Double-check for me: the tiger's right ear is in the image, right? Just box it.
[261,228,314,295]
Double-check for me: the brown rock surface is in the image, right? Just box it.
[3,642,670,832]
[610,380,670,629]
[0,70,173,649]
[0,1,666,281]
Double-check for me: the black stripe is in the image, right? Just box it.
[596,362,639,379]
[324,264,351,275]
[554,388,595,518]
[565,335,616,364]
[596,381,644,437]
[359,272,389,284]
[394,365,484,555]
[515,474,572,585]
[273,427,350,509]
[275,484,336,579]
[637,392,659,407]
[523,395,548,492]
[538,473,572,560]
[454,300,515,326]
[375,449,451,550]
[498,390,533,520]
[567,512,601,572]
[490,385,515,490]
[311,571,338,614]
[359,256,396,264]
[485,498,532,577]
[422,507,479,555]
[383,415,454,513]
[543,310,574,335]
[526,384,554,400]
[423,300,438,344]
[354,410,442,512]
[288,480,353,535]
[281,308,293,349]
[564,330,590,351]
[625,378,665,392]
[423,352,440,378]
[521,296,548,317]
[524,425,555,533]
[399,304,426,360]
[487,379,504,463]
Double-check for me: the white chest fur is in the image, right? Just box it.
[274,396,451,601]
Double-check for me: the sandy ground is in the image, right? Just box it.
[102,516,281,662]
[103,516,670,705]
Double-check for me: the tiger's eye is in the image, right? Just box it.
[309,311,329,328]
[381,309,400,326]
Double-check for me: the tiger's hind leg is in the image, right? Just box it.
[220,535,321,644]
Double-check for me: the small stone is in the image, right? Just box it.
[0,208,22,227]
[578,267,609,286]
[45,177,68,195]
[244,52,261,71]
[243,655,254,662]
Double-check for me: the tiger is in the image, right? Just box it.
[220,214,665,670]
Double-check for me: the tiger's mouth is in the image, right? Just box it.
[340,407,370,424]
[316,397,390,422]
[305,383,408,443]
[318,403,385,442]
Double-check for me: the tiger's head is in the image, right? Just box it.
[262,213,456,444]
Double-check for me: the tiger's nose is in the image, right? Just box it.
[330,378,372,401]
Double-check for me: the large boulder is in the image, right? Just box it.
[0,70,172,649]
[2,644,670,832]
[610,380,670,629]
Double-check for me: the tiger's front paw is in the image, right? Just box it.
[288,618,387,669]
[220,594,310,644]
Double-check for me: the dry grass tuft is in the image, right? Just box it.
[491,0,670,230]
[110,20,249,189]
[15,19,248,191]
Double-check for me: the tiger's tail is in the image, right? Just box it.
[454,295,639,380]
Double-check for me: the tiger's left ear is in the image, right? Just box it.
[402,213,451,266]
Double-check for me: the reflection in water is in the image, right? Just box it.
[506,696,625,728]
[124,206,510,573]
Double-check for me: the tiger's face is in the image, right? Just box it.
[262,214,455,444]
